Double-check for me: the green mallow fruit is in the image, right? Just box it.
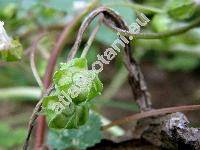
[42,57,103,129]
[53,57,103,104]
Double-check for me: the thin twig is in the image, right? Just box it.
[103,16,200,39]
[81,23,100,58]
[23,86,54,150]
[30,33,47,90]
[102,105,200,130]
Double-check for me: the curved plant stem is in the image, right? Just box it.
[34,1,99,149]
[104,16,200,39]
[67,7,151,111]
[23,86,54,150]
[105,2,163,14]
[102,105,200,130]
[30,33,46,90]
[81,23,100,58]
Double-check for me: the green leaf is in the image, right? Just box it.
[47,113,102,150]
[0,39,23,61]
[165,0,197,20]
[60,57,88,70]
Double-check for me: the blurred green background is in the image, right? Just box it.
[0,0,200,149]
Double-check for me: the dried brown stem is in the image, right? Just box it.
[81,18,101,58]
[67,6,151,111]
[23,32,48,150]
[102,105,200,130]
[103,16,200,39]
[23,86,54,150]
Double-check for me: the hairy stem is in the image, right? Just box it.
[30,33,46,90]
[104,16,200,39]
[81,23,100,58]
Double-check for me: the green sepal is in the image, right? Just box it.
[42,95,89,129]
[60,57,88,71]
[64,104,89,129]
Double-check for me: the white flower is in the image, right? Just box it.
[0,21,12,50]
